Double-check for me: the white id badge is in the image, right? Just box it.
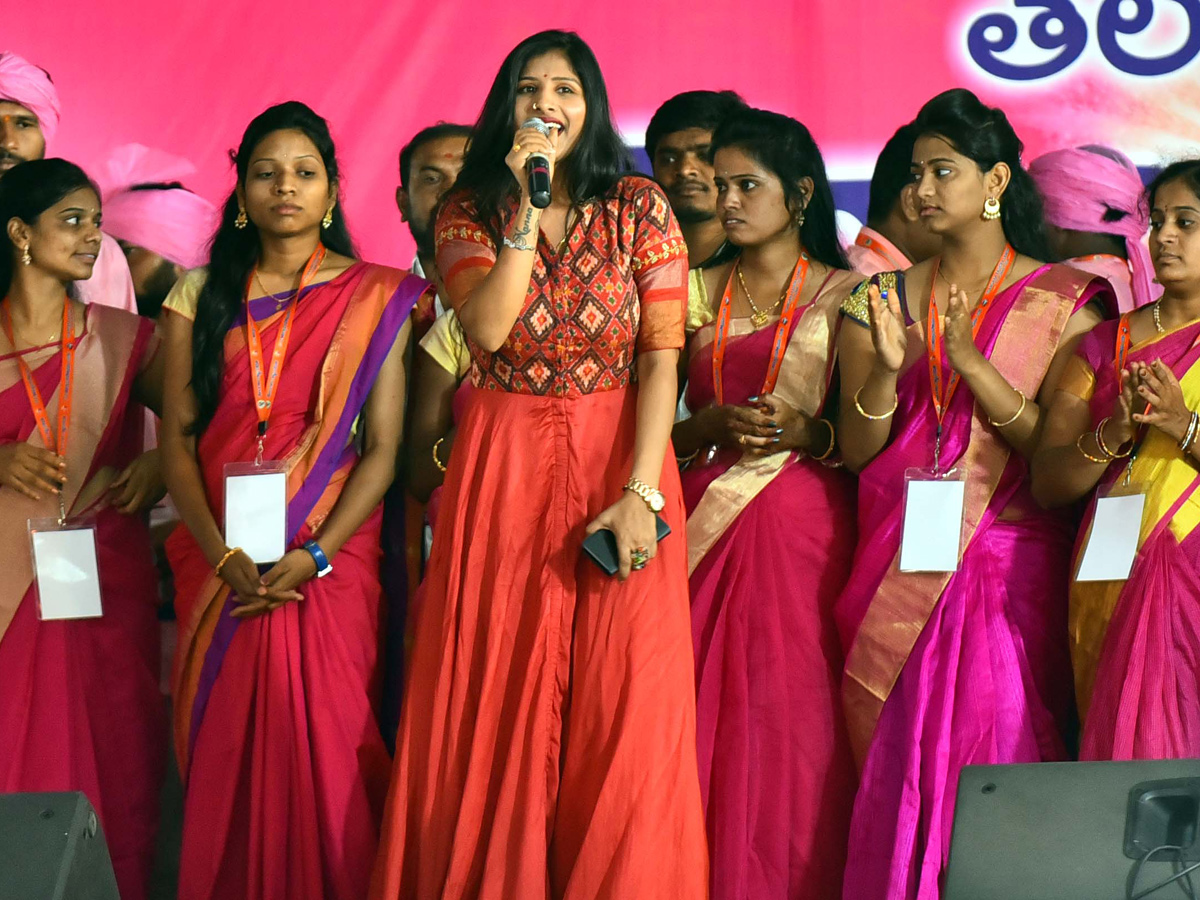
[29,517,103,620]
[899,467,967,573]
[1075,483,1146,582]
[224,460,287,564]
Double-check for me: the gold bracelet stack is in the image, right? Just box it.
[1075,433,1109,464]
[214,546,242,576]
[432,437,448,473]
[988,389,1026,427]
[853,386,898,420]
[1094,416,1132,459]
[812,418,837,461]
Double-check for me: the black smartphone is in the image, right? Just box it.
[581,515,672,576]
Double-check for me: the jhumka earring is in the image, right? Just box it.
[322,205,334,229]
[982,196,1002,221]
[234,207,248,229]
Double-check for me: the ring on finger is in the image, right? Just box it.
[630,546,650,570]
[738,433,747,446]
[512,143,521,153]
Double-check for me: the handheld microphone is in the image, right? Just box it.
[521,117,553,209]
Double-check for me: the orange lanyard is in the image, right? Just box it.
[1115,312,1132,380]
[244,244,325,460]
[925,244,1015,469]
[855,232,908,272]
[3,296,76,521]
[926,244,1015,424]
[712,254,810,406]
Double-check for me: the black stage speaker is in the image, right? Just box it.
[0,792,120,900]
[946,759,1200,900]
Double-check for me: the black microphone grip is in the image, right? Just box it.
[526,154,552,209]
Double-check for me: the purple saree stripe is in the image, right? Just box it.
[285,276,425,537]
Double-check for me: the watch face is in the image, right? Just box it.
[649,492,665,512]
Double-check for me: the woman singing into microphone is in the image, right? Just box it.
[372,29,708,900]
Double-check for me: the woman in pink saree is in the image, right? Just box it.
[160,103,426,900]
[671,108,860,900]
[1034,159,1200,759]
[0,159,166,900]
[835,90,1114,900]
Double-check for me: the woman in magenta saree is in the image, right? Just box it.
[161,103,426,900]
[672,109,860,899]
[0,160,166,900]
[1034,160,1200,760]
[835,90,1113,900]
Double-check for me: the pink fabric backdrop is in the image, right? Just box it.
[15,0,1200,265]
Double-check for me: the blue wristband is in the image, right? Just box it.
[303,540,332,578]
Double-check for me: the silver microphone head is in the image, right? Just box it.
[521,117,551,137]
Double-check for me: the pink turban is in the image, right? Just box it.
[0,51,60,145]
[100,144,217,269]
[1029,146,1156,309]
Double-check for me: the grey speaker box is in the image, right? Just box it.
[0,792,121,900]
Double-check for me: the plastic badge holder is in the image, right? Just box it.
[1075,481,1146,582]
[29,515,103,620]
[899,467,967,573]
[223,460,287,564]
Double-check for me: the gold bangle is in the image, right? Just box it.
[1075,432,1109,464]
[811,418,836,461]
[988,389,1026,427]
[214,546,242,576]
[432,437,448,473]
[675,448,700,468]
[1094,416,1132,459]
[853,385,898,420]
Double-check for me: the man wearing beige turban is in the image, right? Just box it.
[0,50,136,313]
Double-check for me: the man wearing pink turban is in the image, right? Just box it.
[103,165,218,317]
[1029,145,1160,313]
[0,50,137,314]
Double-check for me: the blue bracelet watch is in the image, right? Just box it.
[303,540,333,578]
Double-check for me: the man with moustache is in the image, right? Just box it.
[647,90,746,270]
[381,122,470,751]
[396,122,471,334]
[0,50,136,312]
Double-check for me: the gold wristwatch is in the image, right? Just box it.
[624,477,665,513]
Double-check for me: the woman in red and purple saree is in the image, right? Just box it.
[834,90,1114,900]
[160,103,427,900]
[0,159,166,900]
[1034,160,1200,760]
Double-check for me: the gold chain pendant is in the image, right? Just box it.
[750,308,771,328]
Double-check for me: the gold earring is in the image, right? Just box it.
[21,245,31,266]
[322,206,334,229]
[234,207,248,229]
[982,196,1002,221]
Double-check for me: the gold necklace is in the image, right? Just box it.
[736,264,786,328]
[1153,297,1166,334]
[556,207,579,256]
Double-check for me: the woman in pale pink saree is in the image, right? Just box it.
[0,159,166,900]
[1033,160,1200,759]
[672,109,860,900]
[835,90,1114,900]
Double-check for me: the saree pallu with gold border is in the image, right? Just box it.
[835,265,1109,900]
[682,275,858,899]
[0,305,160,900]
[168,263,427,900]
[1068,317,1200,759]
